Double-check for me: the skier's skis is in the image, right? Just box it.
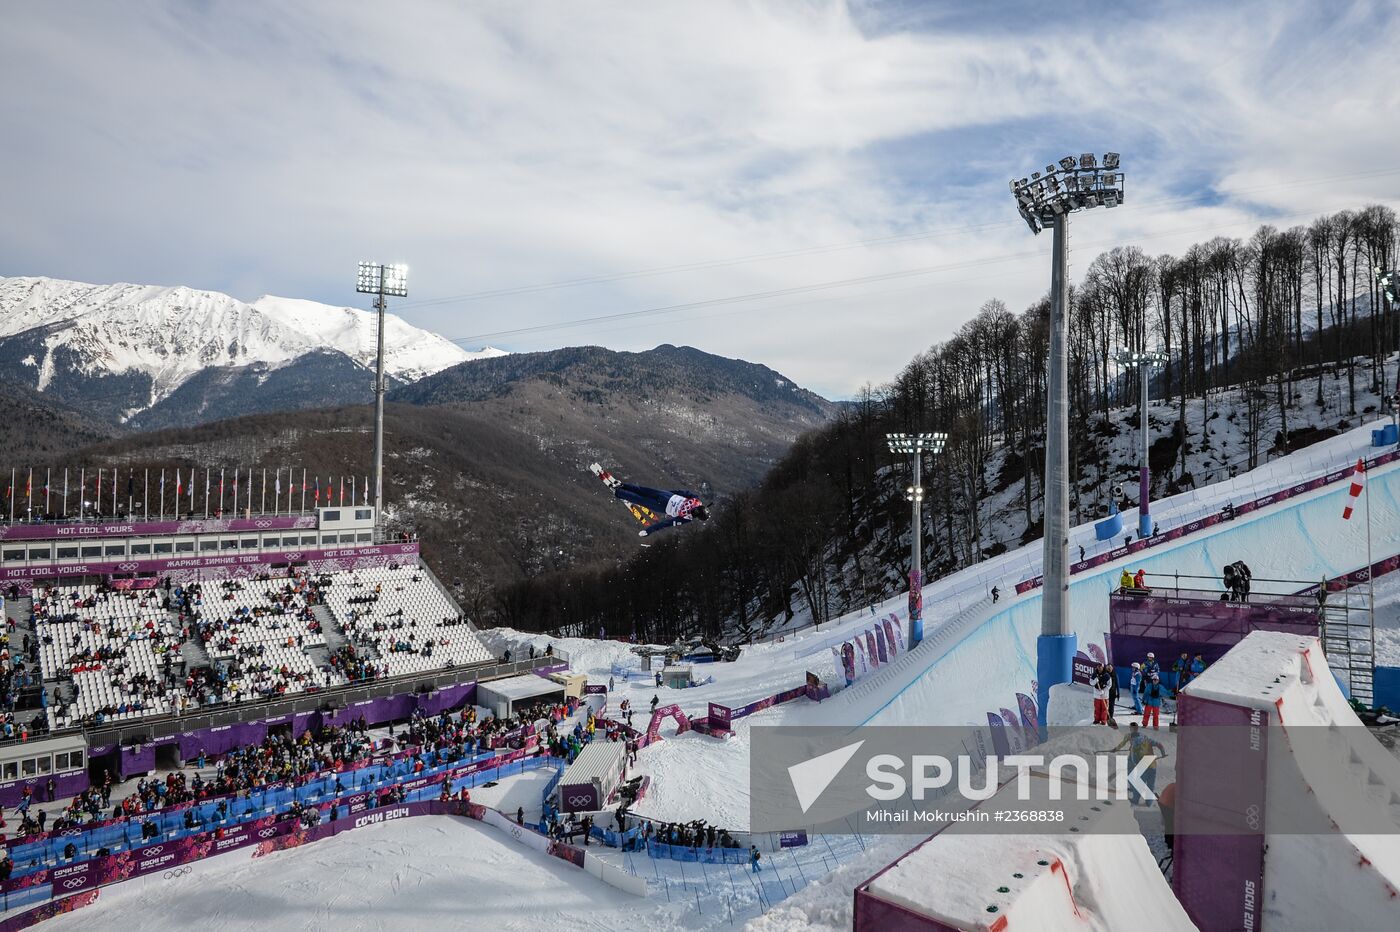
[589,462,622,490]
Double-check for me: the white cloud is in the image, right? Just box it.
[2,0,1398,399]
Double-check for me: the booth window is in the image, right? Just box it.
[21,758,36,777]
[81,546,102,558]
[28,548,51,561]
[355,508,372,521]
[131,543,151,555]
[2,549,24,563]
[175,541,194,553]
[2,762,15,781]
[56,546,79,559]
[199,540,218,552]
[104,544,125,557]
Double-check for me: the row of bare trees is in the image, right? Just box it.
[493,205,1400,641]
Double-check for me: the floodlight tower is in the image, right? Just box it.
[356,261,409,532]
[886,432,947,646]
[1113,347,1168,538]
[1009,152,1124,733]
[1373,267,1400,439]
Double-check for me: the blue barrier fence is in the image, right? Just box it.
[0,754,566,915]
[5,747,509,882]
[646,839,750,864]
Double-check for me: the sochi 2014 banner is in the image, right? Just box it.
[885,615,905,652]
[840,642,856,686]
[875,626,889,664]
[865,630,879,668]
[908,569,923,626]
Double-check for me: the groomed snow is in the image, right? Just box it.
[43,816,649,932]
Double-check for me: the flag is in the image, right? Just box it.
[314,476,320,503]
[275,473,282,496]
[25,468,32,499]
[176,470,183,498]
[1342,458,1365,520]
[364,476,369,504]
[338,476,344,505]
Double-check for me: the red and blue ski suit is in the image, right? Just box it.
[614,483,704,535]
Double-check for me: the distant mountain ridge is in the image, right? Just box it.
[54,343,837,595]
[395,343,832,415]
[0,276,504,429]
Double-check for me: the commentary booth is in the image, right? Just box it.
[556,740,627,813]
[476,673,567,720]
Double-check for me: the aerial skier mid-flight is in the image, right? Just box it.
[588,463,710,536]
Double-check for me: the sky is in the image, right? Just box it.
[3,0,1400,400]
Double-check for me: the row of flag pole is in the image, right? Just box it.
[3,468,372,522]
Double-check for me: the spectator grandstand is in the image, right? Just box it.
[190,577,337,700]
[325,565,494,676]
[32,585,179,728]
[23,563,495,730]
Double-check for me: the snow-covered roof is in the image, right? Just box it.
[558,741,626,788]
[477,673,566,704]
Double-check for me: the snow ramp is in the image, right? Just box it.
[1175,630,1400,932]
[847,443,1400,730]
[853,774,1195,931]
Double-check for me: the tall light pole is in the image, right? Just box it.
[1373,267,1400,440]
[1010,152,1124,733]
[886,432,947,647]
[1113,348,1167,539]
[356,261,409,531]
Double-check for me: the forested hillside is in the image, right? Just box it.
[495,205,1400,642]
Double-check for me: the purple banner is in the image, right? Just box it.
[841,642,856,686]
[1173,697,1269,932]
[864,631,879,669]
[559,783,600,813]
[875,627,889,664]
[907,569,923,629]
[0,515,318,542]
[1109,594,1319,668]
[779,831,809,848]
[884,614,905,652]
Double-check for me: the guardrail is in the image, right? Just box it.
[73,655,562,750]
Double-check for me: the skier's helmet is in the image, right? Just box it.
[694,504,710,521]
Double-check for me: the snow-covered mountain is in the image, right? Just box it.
[0,276,504,428]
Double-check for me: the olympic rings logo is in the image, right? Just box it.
[258,828,277,838]
[117,563,139,571]
[566,795,594,807]
[1244,804,1261,830]
[144,845,164,855]
[255,520,272,528]
[60,878,86,890]
[163,867,192,880]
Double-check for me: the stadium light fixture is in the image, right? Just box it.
[1009,151,1125,734]
[356,261,410,529]
[886,432,947,646]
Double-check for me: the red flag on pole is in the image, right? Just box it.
[1342,458,1365,520]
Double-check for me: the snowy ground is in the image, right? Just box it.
[43,816,649,932]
